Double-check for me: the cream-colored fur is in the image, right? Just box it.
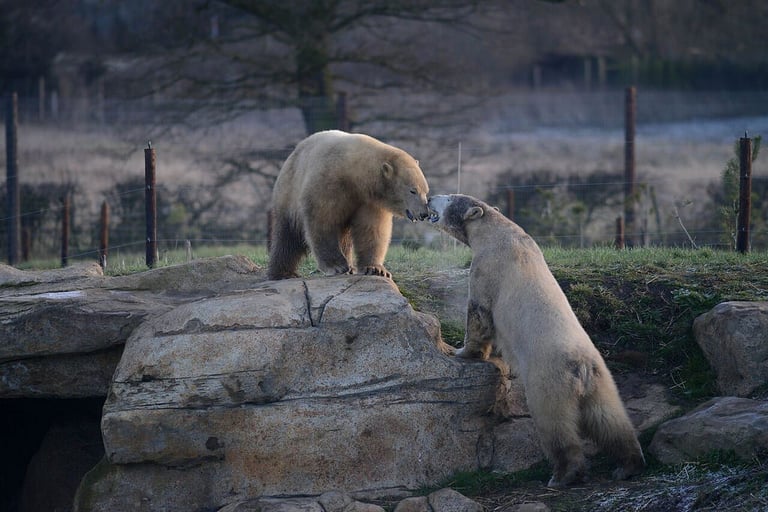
[427,194,645,487]
[268,130,430,280]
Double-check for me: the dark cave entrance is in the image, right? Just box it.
[0,397,105,512]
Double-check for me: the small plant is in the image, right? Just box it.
[718,135,762,249]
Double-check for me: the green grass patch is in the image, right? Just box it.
[424,462,552,497]
[540,246,768,402]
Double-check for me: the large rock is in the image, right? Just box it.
[693,301,768,397]
[77,275,539,511]
[649,396,768,463]
[0,255,264,398]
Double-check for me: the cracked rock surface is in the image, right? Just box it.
[74,264,537,511]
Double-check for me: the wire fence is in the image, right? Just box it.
[3,89,768,269]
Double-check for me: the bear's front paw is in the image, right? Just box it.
[362,265,392,279]
[436,340,456,356]
[454,346,474,358]
[324,264,354,276]
[455,345,489,360]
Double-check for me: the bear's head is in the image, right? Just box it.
[426,194,487,246]
[380,155,430,222]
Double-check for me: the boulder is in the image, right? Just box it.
[215,488,484,512]
[649,396,768,464]
[76,275,537,511]
[392,488,483,512]
[427,488,483,512]
[693,301,768,397]
[0,255,264,398]
[616,373,682,432]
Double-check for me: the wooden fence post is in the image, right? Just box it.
[506,188,515,221]
[61,195,70,267]
[145,142,158,268]
[736,135,753,253]
[6,93,20,265]
[99,200,109,269]
[336,92,349,131]
[615,216,625,250]
[624,86,637,247]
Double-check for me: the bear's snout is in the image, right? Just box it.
[406,191,430,222]
[406,208,430,222]
[426,195,453,222]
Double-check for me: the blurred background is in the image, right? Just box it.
[2,0,768,264]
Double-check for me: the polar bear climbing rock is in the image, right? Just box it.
[267,130,430,280]
[426,194,645,487]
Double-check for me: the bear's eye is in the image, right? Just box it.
[410,188,417,195]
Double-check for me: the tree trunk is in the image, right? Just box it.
[295,39,337,134]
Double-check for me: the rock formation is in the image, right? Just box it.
[693,301,768,397]
[649,396,768,464]
[79,272,545,510]
[6,256,756,511]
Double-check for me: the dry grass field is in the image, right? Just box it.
[4,89,768,259]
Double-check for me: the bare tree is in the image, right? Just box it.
[122,0,494,135]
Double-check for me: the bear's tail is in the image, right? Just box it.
[580,371,646,480]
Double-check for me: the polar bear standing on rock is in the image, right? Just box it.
[426,194,645,487]
[268,130,430,280]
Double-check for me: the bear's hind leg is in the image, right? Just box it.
[351,207,393,278]
[581,387,646,481]
[528,389,588,487]
[268,213,308,280]
[541,424,588,487]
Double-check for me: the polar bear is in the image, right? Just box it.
[426,194,645,487]
[268,130,430,280]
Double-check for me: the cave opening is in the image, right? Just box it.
[0,397,105,512]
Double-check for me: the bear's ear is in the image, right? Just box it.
[463,206,484,221]
[382,162,395,179]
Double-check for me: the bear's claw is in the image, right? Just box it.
[362,265,392,279]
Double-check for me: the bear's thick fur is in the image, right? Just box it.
[268,130,430,280]
[426,194,645,487]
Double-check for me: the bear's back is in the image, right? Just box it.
[289,131,401,187]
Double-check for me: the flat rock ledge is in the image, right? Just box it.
[0,255,267,398]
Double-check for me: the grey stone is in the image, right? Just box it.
[78,275,527,510]
[0,255,264,398]
[649,396,768,464]
[507,503,550,512]
[693,301,768,396]
[393,496,431,512]
[427,488,483,512]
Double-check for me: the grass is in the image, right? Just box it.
[543,246,768,402]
